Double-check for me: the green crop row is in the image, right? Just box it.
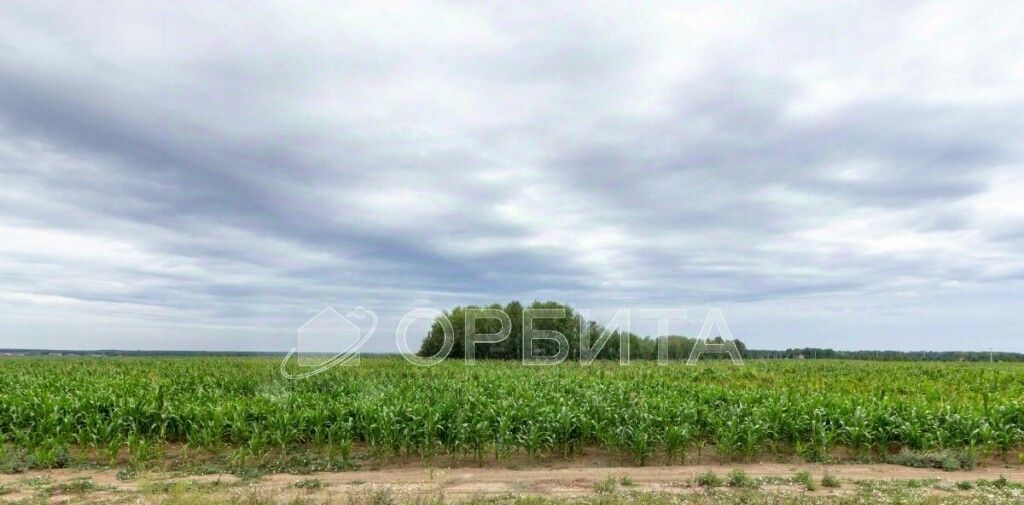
[0,358,1022,468]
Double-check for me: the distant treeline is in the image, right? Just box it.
[0,349,288,357]
[744,348,1024,362]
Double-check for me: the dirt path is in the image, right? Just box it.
[2,463,1023,503]
[266,463,1024,496]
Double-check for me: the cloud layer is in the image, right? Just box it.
[1,1,1022,351]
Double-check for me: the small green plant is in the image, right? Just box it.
[727,469,755,488]
[232,467,265,481]
[941,457,960,471]
[618,476,635,487]
[21,476,52,487]
[821,473,840,488]
[293,478,326,490]
[956,480,974,490]
[0,446,32,474]
[793,471,817,491]
[366,488,395,505]
[594,477,617,494]
[29,443,71,469]
[696,470,722,488]
[117,467,139,481]
[970,476,1017,490]
[884,449,976,471]
[0,484,13,495]
[140,480,178,494]
[140,479,236,494]
[54,477,98,494]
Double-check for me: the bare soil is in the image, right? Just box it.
[2,463,1023,503]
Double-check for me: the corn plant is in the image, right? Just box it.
[0,357,1022,468]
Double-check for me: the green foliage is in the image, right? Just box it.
[793,471,817,491]
[820,473,840,488]
[695,471,722,488]
[141,479,236,494]
[990,476,1011,489]
[726,469,755,488]
[0,445,31,474]
[117,467,139,481]
[52,477,98,494]
[417,300,723,361]
[884,449,977,471]
[593,478,618,494]
[292,478,326,490]
[20,476,51,487]
[0,357,1023,471]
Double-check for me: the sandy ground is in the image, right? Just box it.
[2,463,1024,503]
[264,463,1024,495]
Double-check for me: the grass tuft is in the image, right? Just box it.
[695,470,722,488]
[117,466,139,481]
[52,477,98,494]
[820,473,840,488]
[726,469,756,488]
[884,449,977,471]
[293,478,326,490]
[594,477,617,494]
[793,471,817,491]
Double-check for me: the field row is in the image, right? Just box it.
[1,358,1023,470]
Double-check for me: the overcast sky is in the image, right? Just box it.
[1,2,1022,353]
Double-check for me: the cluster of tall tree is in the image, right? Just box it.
[416,300,746,361]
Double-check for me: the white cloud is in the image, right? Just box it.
[0,1,1022,351]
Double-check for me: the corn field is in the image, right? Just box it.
[1,358,1023,469]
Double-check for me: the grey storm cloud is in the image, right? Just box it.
[0,1,1022,351]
